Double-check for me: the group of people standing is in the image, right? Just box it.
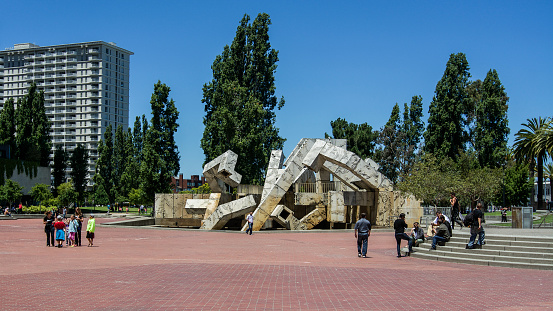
[43,208,96,248]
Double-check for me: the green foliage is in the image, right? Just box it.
[326,118,377,159]
[22,205,54,214]
[141,81,180,198]
[128,188,146,205]
[30,183,52,205]
[376,96,425,184]
[201,13,285,185]
[95,124,114,203]
[513,117,551,209]
[0,179,24,204]
[57,182,77,206]
[424,53,471,160]
[183,183,211,194]
[0,98,16,152]
[52,145,67,193]
[14,83,52,166]
[69,144,89,203]
[472,70,510,168]
[94,183,110,206]
[495,159,533,207]
[399,152,502,207]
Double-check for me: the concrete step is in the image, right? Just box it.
[415,243,553,259]
[411,252,553,270]
[448,236,553,249]
[413,247,553,265]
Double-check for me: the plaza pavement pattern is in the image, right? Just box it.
[1,218,552,311]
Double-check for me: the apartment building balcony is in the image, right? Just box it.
[88,48,99,54]
[90,63,99,68]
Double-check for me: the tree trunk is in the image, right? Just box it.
[529,160,535,208]
[537,153,544,210]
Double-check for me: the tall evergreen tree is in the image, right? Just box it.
[143,81,180,196]
[69,144,89,203]
[325,118,377,159]
[201,13,285,185]
[424,53,471,160]
[14,83,51,165]
[474,69,510,168]
[378,104,403,184]
[0,98,16,153]
[120,127,138,198]
[52,145,67,194]
[112,125,126,198]
[94,124,114,203]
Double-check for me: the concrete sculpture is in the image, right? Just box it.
[155,139,421,230]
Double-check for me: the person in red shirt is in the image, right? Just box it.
[53,216,66,248]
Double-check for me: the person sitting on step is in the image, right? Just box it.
[430,219,450,250]
[410,222,425,247]
[427,210,450,237]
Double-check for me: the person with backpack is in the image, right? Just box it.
[466,203,485,249]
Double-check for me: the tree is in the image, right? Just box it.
[30,183,52,205]
[513,117,551,210]
[94,124,114,203]
[14,83,51,165]
[0,98,16,152]
[424,53,471,160]
[325,118,377,159]
[128,188,145,206]
[378,104,403,184]
[473,70,510,168]
[0,179,23,206]
[120,127,138,198]
[69,144,89,203]
[400,95,425,176]
[94,183,109,206]
[52,145,67,194]
[138,81,180,202]
[398,153,456,206]
[57,182,77,207]
[495,159,533,207]
[112,125,127,198]
[201,13,285,185]
[455,151,502,207]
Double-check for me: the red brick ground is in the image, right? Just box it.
[1,218,551,310]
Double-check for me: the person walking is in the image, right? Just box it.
[43,211,55,247]
[450,193,463,229]
[354,213,371,258]
[394,213,413,257]
[86,214,96,247]
[245,212,254,235]
[75,207,83,246]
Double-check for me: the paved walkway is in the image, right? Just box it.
[1,218,552,310]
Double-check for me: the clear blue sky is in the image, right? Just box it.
[2,1,552,177]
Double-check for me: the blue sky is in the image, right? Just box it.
[2,1,552,177]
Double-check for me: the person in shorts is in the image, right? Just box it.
[86,214,96,247]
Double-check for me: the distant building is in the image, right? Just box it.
[171,174,206,192]
[0,41,133,189]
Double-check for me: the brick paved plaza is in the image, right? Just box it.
[1,218,552,310]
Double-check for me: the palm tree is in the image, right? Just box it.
[513,117,551,209]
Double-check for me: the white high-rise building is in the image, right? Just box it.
[0,41,133,188]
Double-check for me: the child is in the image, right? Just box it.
[68,215,78,247]
[86,214,96,247]
[53,216,66,248]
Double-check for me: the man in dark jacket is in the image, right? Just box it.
[394,213,413,257]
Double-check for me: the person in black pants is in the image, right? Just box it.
[394,213,413,257]
[43,211,55,246]
[449,193,463,229]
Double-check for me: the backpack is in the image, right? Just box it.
[463,212,474,227]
